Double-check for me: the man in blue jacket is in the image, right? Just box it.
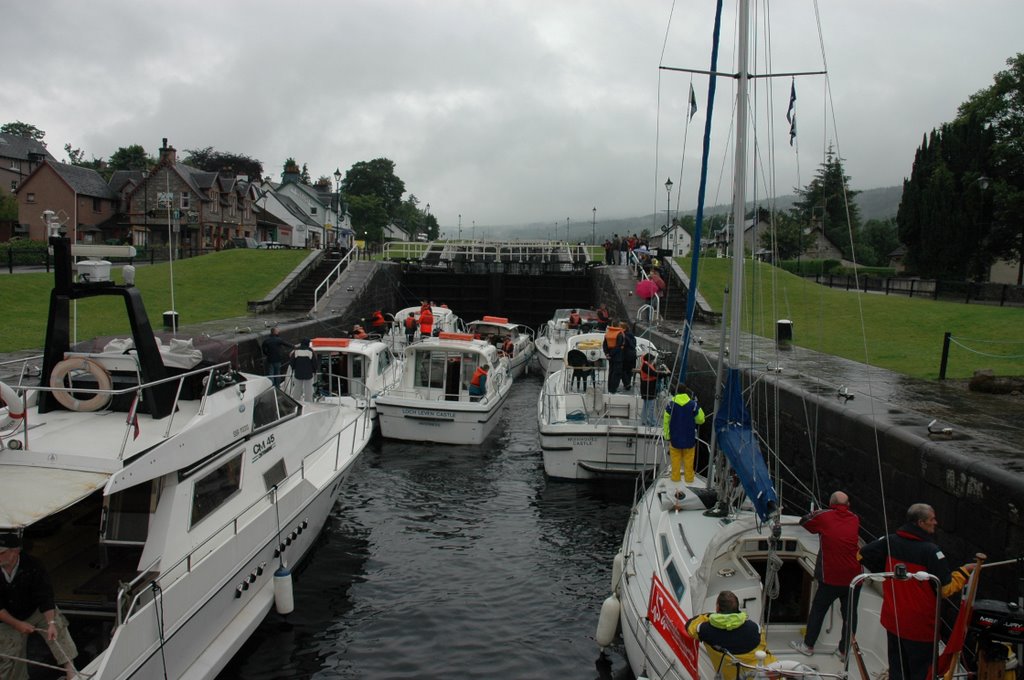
[663,383,705,491]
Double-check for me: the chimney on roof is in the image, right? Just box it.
[159,139,176,165]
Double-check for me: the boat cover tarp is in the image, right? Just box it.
[0,465,110,528]
[714,368,778,521]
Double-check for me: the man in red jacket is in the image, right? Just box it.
[790,491,861,660]
[858,503,974,680]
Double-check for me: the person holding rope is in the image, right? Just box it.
[0,533,78,680]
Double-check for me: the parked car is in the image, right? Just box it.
[230,237,259,249]
[257,241,288,249]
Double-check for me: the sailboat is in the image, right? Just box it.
[598,1,894,678]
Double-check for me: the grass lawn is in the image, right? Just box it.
[678,257,1024,380]
[0,249,307,353]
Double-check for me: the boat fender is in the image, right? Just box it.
[0,381,26,428]
[595,593,621,647]
[50,358,112,412]
[273,565,294,615]
[611,551,624,595]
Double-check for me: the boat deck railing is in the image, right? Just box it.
[115,403,371,626]
[383,240,595,273]
[0,356,238,459]
[540,365,670,428]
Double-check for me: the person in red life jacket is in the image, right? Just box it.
[468,363,489,400]
[404,313,418,343]
[790,491,861,661]
[662,383,705,492]
[370,310,387,330]
[418,306,434,337]
[685,590,776,680]
[858,503,975,680]
[637,352,663,426]
[567,309,581,330]
[352,324,369,340]
[501,336,514,357]
[602,322,625,393]
[595,303,611,330]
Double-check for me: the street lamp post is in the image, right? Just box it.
[592,206,596,246]
[566,217,570,243]
[665,177,673,231]
[458,214,462,241]
[332,168,342,249]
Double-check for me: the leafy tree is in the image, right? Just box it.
[861,218,901,267]
[957,52,1024,284]
[760,210,811,260]
[1,121,45,144]
[64,144,85,165]
[341,158,406,219]
[63,143,105,173]
[183,147,263,179]
[0,187,17,222]
[424,213,439,240]
[791,147,861,259]
[347,194,389,242]
[109,144,155,172]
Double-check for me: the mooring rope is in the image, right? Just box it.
[949,336,1024,360]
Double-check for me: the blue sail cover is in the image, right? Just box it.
[713,368,778,521]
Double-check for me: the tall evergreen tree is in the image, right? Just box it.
[790,147,861,260]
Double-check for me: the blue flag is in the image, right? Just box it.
[789,115,797,146]
[688,83,698,121]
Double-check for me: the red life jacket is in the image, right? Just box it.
[470,366,488,387]
[502,338,514,355]
[371,311,386,328]
[404,315,417,330]
[640,356,658,382]
[419,309,434,334]
[568,312,581,327]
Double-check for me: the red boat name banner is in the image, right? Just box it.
[647,574,699,676]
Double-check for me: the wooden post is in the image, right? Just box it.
[939,332,952,380]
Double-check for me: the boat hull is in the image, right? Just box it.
[376,387,510,445]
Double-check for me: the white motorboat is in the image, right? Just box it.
[533,308,601,375]
[384,304,467,352]
[300,336,403,424]
[375,332,512,445]
[0,233,373,680]
[537,331,665,480]
[466,315,535,379]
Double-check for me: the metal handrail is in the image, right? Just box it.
[115,403,371,626]
[312,246,359,312]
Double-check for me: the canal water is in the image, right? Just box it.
[218,375,637,679]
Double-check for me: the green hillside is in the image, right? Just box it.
[679,257,1024,380]
[0,249,307,353]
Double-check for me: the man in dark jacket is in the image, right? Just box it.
[261,326,292,387]
[0,533,78,680]
[858,503,974,680]
[790,491,861,660]
[619,323,637,390]
[686,590,774,680]
[289,338,316,401]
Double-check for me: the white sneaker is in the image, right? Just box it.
[789,640,814,656]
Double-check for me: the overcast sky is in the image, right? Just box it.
[4,1,1022,233]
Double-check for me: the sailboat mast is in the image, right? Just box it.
[728,0,751,363]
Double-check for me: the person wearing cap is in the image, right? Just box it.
[0,533,79,680]
[289,339,315,401]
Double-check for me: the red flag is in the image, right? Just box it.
[126,395,141,440]
[932,560,983,677]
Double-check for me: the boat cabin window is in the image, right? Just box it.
[659,534,687,601]
[252,386,299,431]
[748,556,813,624]
[263,458,287,491]
[377,348,392,375]
[101,481,155,545]
[190,453,243,528]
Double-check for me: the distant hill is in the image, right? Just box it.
[500,185,903,240]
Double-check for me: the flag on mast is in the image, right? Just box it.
[786,79,796,123]
[789,116,797,146]
[688,83,698,121]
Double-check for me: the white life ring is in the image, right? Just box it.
[49,358,112,412]
[0,381,25,428]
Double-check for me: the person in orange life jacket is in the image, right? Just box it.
[404,313,418,343]
[370,310,387,330]
[858,503,975,680]
[352,324,369,340]
[289,338,315,402]
[789,491,861,661]
[567,309,581,330]
[663,383,705,489]
[595,304,611,330]
[468,363,488,400]
[501,336,514,357]
[418,306,434,337]
[619,323,637,390]
[0,533,79,680]
[686,590,775,680]
[637,352,665,426]
[602,323,625,393]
